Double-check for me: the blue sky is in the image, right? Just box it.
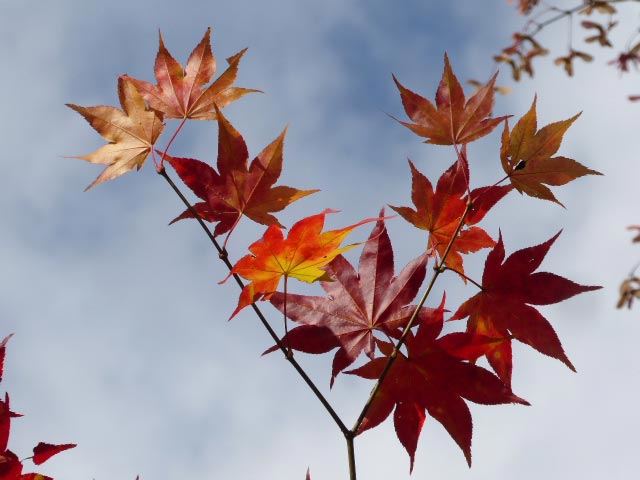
[1,1,639,479]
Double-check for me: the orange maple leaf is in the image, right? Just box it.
[393,54,508,145]
[124,28,259,120]
[390,153,510,276]
[67,76,165,190]
[225,210,382,318]
[500,96,602,205]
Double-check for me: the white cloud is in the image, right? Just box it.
[0,1,638,479]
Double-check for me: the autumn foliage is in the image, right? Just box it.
[63,24,602,480]
[500,0,640,100]
[0,336,75,480]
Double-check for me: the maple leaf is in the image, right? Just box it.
[67,76,165,190]
[451,232,601,386]
[0,334,13,384]
[500,96,601,205]
[390,154,509,275]
[21,474,54,480]
[225,210,381,317]
[166,108,317,239]
[31,442,76,466]
[393,54,508,145]
[347,301,528,471]
[124,28,258,120]
[268,214,430,386]
[0,393,21,454]
[0,450,23,479]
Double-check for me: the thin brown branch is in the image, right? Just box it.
[352,197,473,434]
[158,166,350,437]
[346,434,356,480]
[527,1,640,35]
[443,266,483,289]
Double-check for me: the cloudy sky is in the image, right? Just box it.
[1,1,639,479]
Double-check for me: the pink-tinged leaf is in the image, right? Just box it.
[269,213,431,385]
[394,54,508,145]
[125,28,258,120]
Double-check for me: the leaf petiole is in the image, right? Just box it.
[352,200,472,434]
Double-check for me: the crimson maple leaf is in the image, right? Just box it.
[451,232,601,386]
[0,450,23,479]
[0,393,21,455]
[390,153,511,275]
[500,96,601,206]
[67,76,165,190]
[225,210,381,317]
[125,28,258,120]
[347,303,528,471]
[269,214,430,386]
[32,442,77,466]
[393,54,508,145]
[167,107,318,240]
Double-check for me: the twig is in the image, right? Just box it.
[158,166,350,438]
[442,266,483,289]
[352,196,473,434]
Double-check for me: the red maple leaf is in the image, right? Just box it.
[167,108,317,240]
[347,304,528,471]
[31,442,77,466]
[451,232,601,386]
[393,54,508,145]
[0,450,23,479]
[0,394,21,454]
[269,214,431,385]
[125,28,258,120]
[390,153,511,275]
